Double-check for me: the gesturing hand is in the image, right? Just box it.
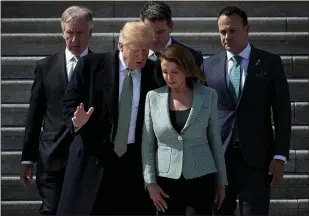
[72,103,94,128]
[147,183,169,212]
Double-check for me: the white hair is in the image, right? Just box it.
[61,5,93,34]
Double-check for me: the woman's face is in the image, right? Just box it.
[161,59,187,90]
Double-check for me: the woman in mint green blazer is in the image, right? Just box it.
[142,44,227,215]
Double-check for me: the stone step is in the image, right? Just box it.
[2,32,308,56]
[1,150,308,175]
[2,17,308,33]
[1,199,308,216]
[2,174,308,201]
[2,56,308,80]
[2,125,308,151]
[2,1,309,18]
[1,79,308,105]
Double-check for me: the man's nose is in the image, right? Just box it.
[71,33,79,42]
[225,32,232,40]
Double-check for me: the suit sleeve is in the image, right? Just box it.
[63,57,89,134]
[141,92,157,187]
[270,55,291,159]
[207,90,228,186]
[21,62,46,162]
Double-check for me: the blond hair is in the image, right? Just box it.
[119,21,153,45]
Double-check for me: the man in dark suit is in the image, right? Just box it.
[203,6,291,216]
[140,1,203,68]
[56,21,158,216]
[20,5,93,215]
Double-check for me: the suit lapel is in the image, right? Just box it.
[138,61,152,110]
[157,84,205,135]
[218,52,237,107]
[100,51,119,124]
[181,84,205,132]
[58,48,93,86]
[157,86,179,136]
[54,50,68,89]
[237,47,259,106]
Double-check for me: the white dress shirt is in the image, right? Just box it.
[226,43,286,162]
[65,47,89,81]
[21,47,89,165]
[148,37,172,60]
[118,51,141,144]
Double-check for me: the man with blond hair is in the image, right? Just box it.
[20,5,93,215]
[56,21,157,216]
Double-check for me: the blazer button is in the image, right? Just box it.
[178,136,183,141]
[95,159,100,165]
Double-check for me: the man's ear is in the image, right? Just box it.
[244,24,250,35]
[168,20,174,32]
[118,42,123,51]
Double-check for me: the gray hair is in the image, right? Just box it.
[61,5,93,34]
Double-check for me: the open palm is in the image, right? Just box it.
[72,103,94,128]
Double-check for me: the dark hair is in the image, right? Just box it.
[140,1,172,24]
[154,44,206,88]
[218,6,248,26]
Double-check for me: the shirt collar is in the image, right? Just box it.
[65,47,89,63]
[148,36,172,57]
[226,43,251,61]
[119,51,128,72]
[118,51,142,73]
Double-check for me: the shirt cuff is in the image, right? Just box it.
[21,161,34,165]
[273,155,287,163]
[74,127,81,133]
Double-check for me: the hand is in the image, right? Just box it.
[147,183,169,212]
[215,185,226,210]
[268,159,285,185]
[72,103,94,128]
[20,164,33,188]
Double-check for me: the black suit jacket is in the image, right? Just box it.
[58,50,157,214]
[154,38,205,87]
[21,49,92,171]
[172,37,204,68]
[203,46,291,169]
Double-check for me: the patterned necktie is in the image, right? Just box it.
[229,55,242,101]
[114,69,133,157]
[68,56,80,81]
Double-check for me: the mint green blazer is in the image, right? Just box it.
[142,83,227,187]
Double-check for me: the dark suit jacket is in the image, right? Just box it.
[203,46,291,169]
[153,38,205,87]
[172,37,204,68]
[21,49,92,171]
[57,50,158,215]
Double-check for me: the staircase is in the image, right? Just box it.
[1,1,308,215]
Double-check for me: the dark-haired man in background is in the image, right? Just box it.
[140,1,203,69]
[203,6,291,216]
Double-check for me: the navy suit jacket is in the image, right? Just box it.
[203,46,291,169]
